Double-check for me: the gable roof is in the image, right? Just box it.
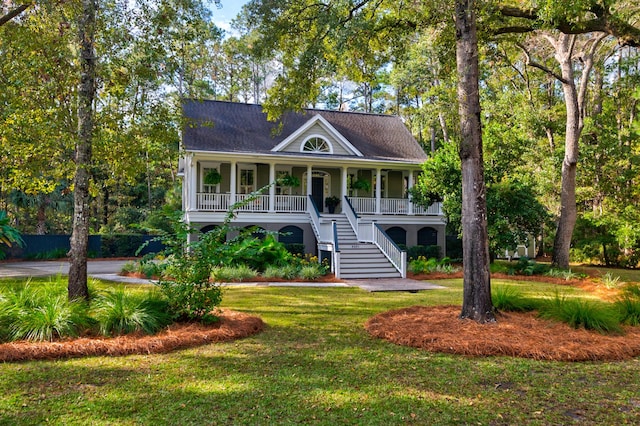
[271,114,363,156]
[182,100,427,163]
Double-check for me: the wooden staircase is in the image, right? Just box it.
[329,214,402,279]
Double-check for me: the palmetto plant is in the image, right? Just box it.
[0,211,24,259]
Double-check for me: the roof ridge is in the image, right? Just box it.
[184,99,401,119]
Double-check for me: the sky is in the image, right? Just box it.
[210,0,251,34]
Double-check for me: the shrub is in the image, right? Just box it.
[284,243,305,256]
[538,292,622,334]
[222,233,293,272]
[407,245,441,261]
[507,257,550,276]
[409,256,438,274]
[156,279,222,324]
[93,287,172,336]
[101,234,147,257]
[25,247,68,260]
[409,256,458,274]
[121,261,138,274]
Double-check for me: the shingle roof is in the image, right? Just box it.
[182,100,427,163]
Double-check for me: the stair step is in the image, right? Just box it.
[341,272,401,279]
[316,212,403,279]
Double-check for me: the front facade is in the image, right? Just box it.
[180,100,446,279]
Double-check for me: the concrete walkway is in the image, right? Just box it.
[0,260,444,292]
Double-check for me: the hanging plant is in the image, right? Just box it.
[352,178,371,192]
[278,173,300,187]
[204,168,222,185]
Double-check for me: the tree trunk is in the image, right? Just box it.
[68,0,97,301]
[455,0,495,323]
[550,33,604,269]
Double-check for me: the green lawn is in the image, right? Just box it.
[0,278,639,425]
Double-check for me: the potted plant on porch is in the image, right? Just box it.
[277,173,300,188]
[325,196,341,214]
[351,178,371,196]
[204,168,222,185]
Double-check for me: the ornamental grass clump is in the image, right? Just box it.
[0,282,92,342]
[538,292,622,335]
[211,265,258,282]
[615,284,640,326]
[492,286,539,312]
[93,287,172,336]
[298,265,322,280]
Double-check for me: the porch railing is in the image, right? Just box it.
[235,194,269,212]
[197,193,307,213]
[196,193,231,211]
[373,223,407,278]
[196,193,440,216]
[274,195,307,212]
[348,197,441,215]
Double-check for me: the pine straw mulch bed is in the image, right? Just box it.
[365,305,640,362]
[408,271,622,301]
[0,310,264,363]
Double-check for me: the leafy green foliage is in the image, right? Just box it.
[406,245,441,261]
[409,256,459,274]
[0,211,24,259]
[221,232,293,272]
[411,143,549,257]
[508,258,550,276]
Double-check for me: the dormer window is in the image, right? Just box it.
[302,136,332,154]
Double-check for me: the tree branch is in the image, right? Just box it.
[516,42,569,84]
[494,4,640,47]
[0,3,30,27]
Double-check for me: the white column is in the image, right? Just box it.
[269,163,276,212]
[375,168,381,214]
[306,164,313,196]
[230,161,237,206]
[341,166,348,203]
[189,155,197,211]
[408,171,414,215]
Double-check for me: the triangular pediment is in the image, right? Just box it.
[271,115,363,157]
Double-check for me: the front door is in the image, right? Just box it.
[312,176,324,212]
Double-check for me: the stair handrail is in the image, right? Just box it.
[307,194,322,240]
[372,223,407,278]
[332,220,341,279]
[342,195,360,239]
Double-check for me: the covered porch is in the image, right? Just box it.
[183,156,440,216]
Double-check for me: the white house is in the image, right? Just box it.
[179,100,446,279]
